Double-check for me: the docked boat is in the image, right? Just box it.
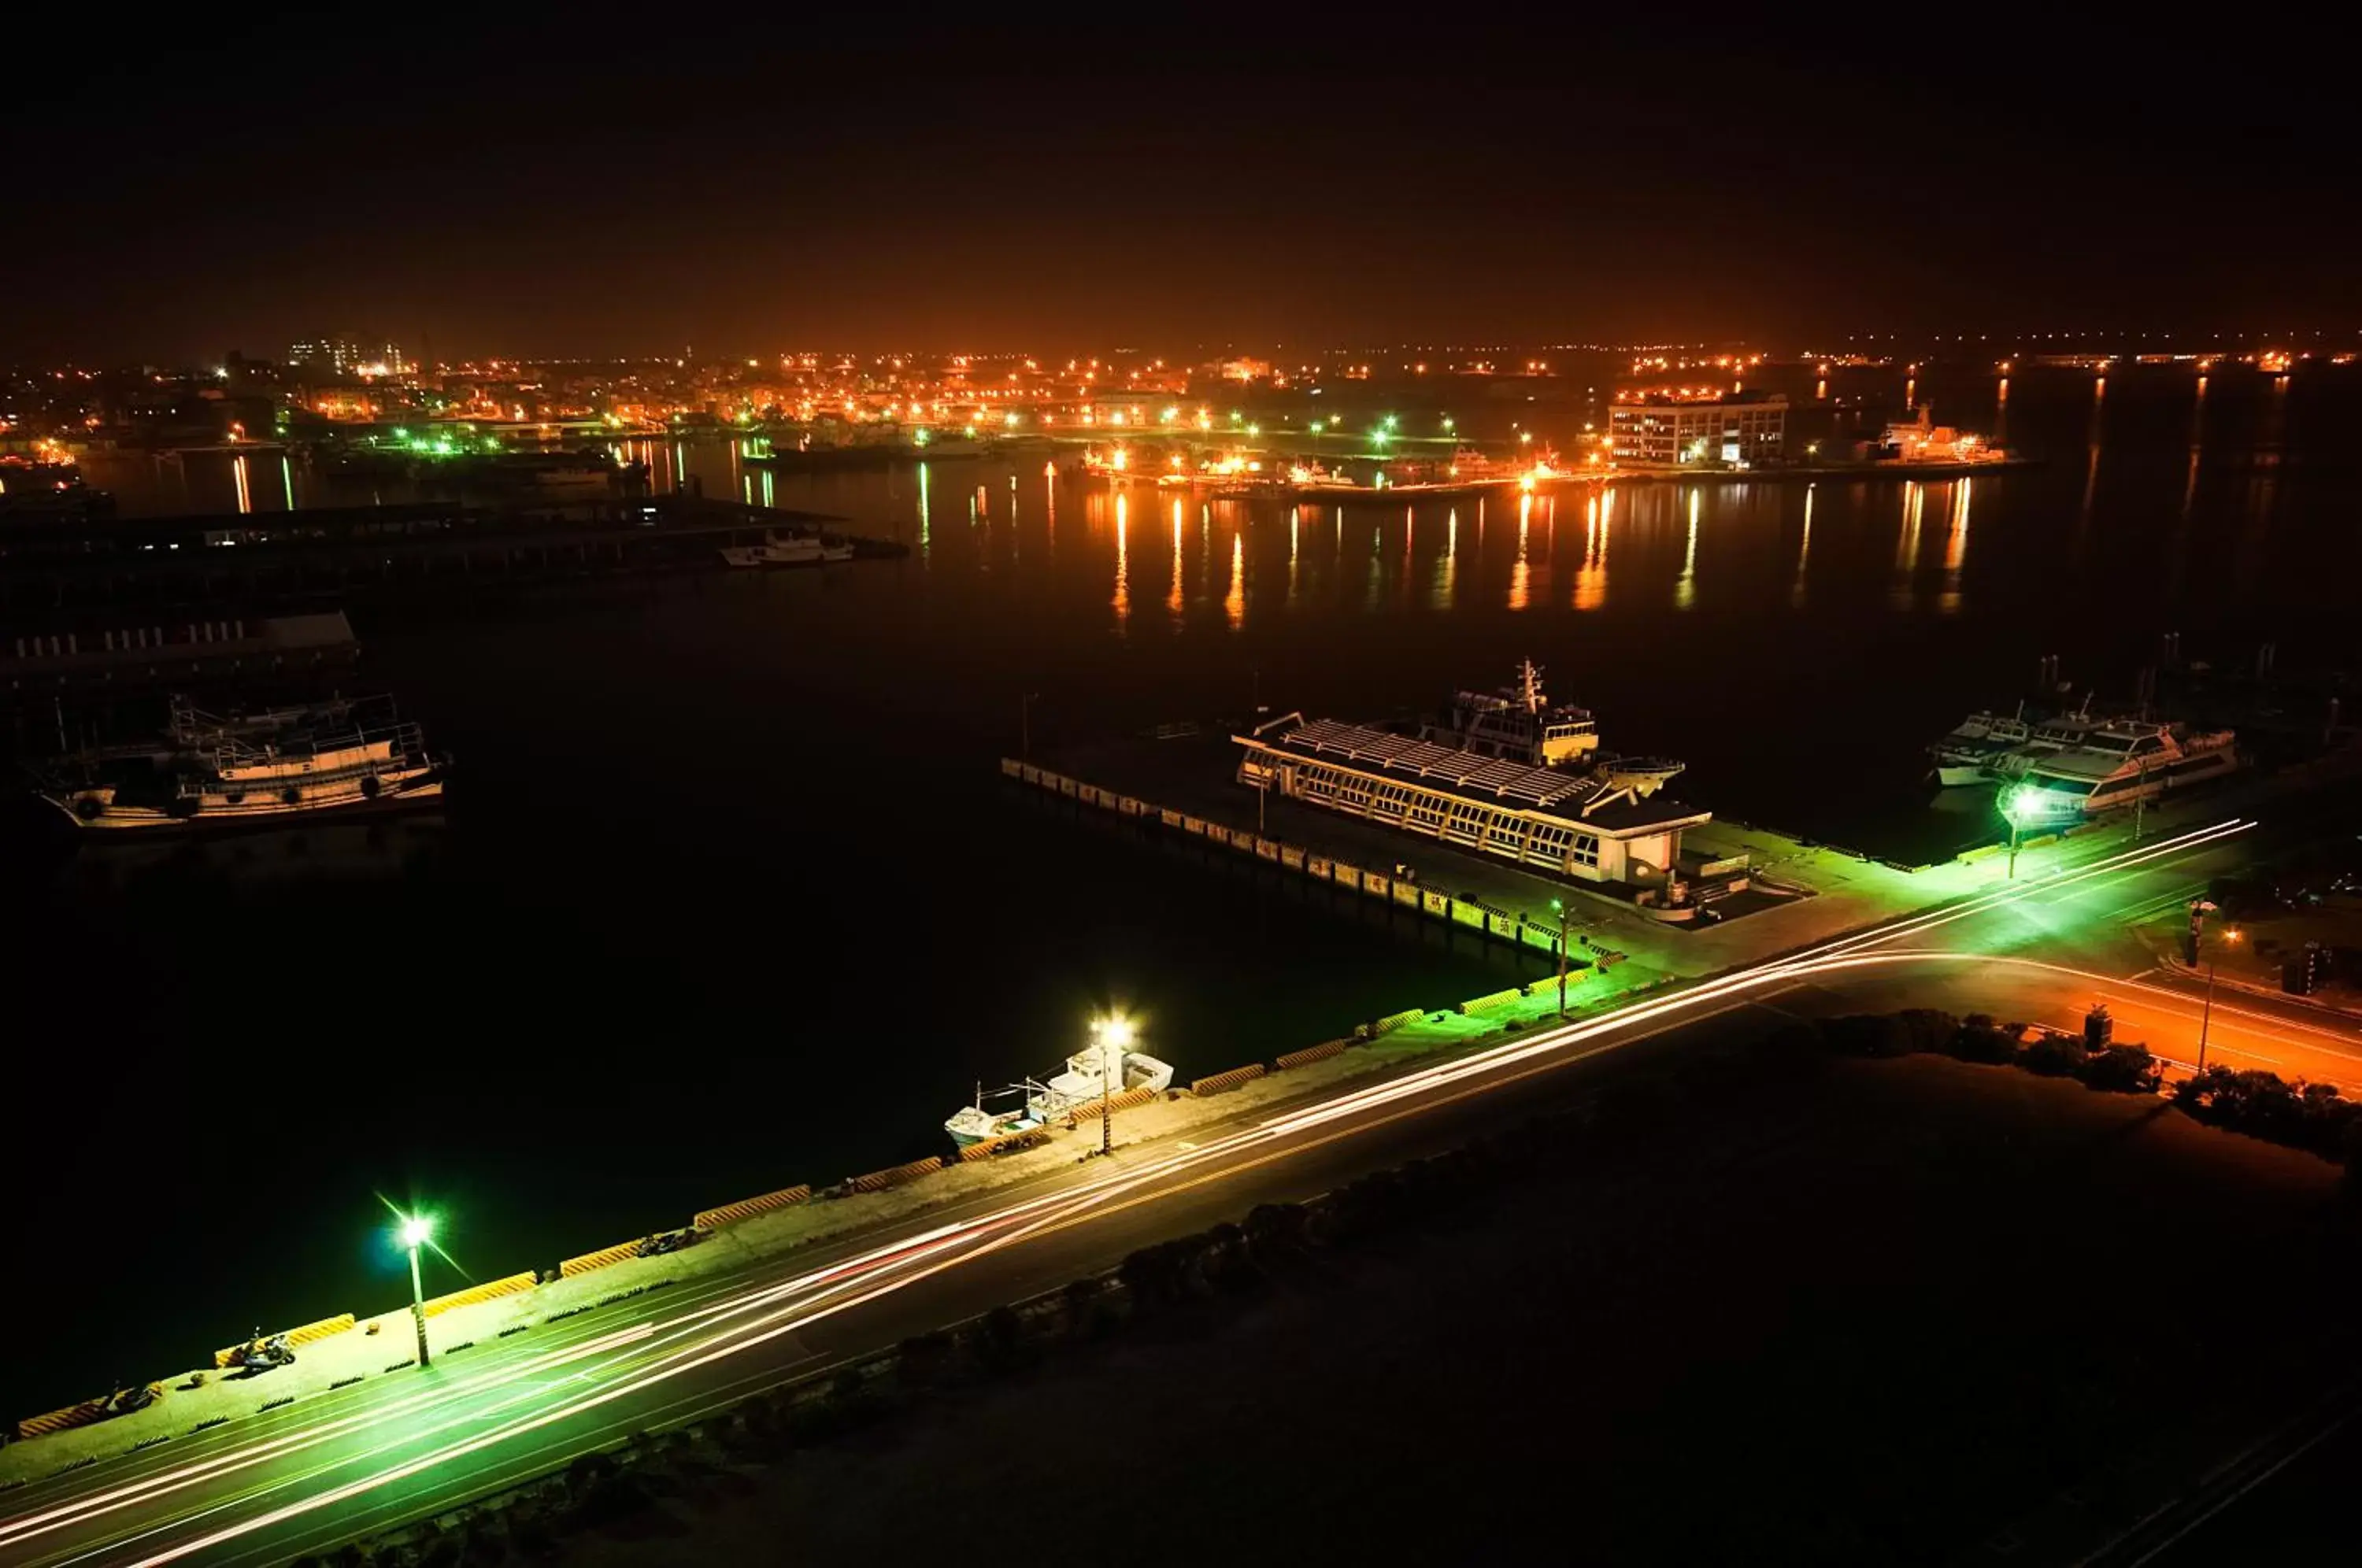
[1983,701,2115,782]
[2005,720,2240,824]
[718,531,855,568]
[942,1023,1175,1148]
[1421,659,1602,767]
[1234,660,1716,912]
[944,1081,1053,1147]
[1927,707,2031,787]
[36,696,445,834]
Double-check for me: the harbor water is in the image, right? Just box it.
[10,367,2361,1413]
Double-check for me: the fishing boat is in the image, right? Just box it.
[718,531,855,568]
[943,1021,1175,1148]
[36,696,445,834]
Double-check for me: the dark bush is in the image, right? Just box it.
[2020,1033,2088,1077]
[895,1330,954,1389]
[1823,1014,1911,1058]
[1949,1014,2021,1066]
[1897,1008,1963,1055]
[1243,1202,1310,1263]
[2076,1043,2160,1094]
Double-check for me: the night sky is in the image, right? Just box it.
[6,16,2351,362]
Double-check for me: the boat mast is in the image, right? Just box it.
[1516,658,1545,714]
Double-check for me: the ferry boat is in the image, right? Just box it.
[1234,660,1711,910]
[943,1027,1175,1148]
[1927,707,2032,787]
[36,696,445,834]
[2005,720,2240,823]
[718,531,855,568]
[1983,701,2115,782]
[1423,659,1602,767]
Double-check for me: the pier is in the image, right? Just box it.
[0,494,904,619]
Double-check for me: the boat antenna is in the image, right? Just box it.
[1517,658,1545,714]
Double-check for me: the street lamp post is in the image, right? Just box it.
[2003,786,2037,878]
[2190,903,2241,1077]
[399,1215,434,1369]
[1551,897,1570,1017]
[1092,1015,1132,1159]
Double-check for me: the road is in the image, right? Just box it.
[5,815,2355,1566]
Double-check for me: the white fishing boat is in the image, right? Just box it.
[1927,706,2031,787]
[945,1018,1175,1148]
[39,696,445,834]
[2005,720,2240,824]
[718,531,854,568]
[944,1082,1052,1147]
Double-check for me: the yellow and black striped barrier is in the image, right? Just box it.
[846,1156,945,1195]
[422,1271,536,1319]
[694,1184,813,1230]
[559,1242,641,1278]
[1275,1040,1351,1071]
[1460,988,1524,1016]
[15,1400,107,1441]
[1190,1064,1268,1097]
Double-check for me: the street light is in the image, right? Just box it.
[1550,897,1571,1016]
[1090,1014,1134,1158]
[2191,902,2241,1077]
[397,1213,434,1369]
[2002,785,2042,878]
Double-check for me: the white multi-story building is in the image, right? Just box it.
[1609,393,1786,467]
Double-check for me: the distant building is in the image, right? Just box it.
[288,335,406,376]
[1609,391,1786,467]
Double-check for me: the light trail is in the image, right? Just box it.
[12,819,2262,1565]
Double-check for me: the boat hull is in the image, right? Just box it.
[43,773,445,837]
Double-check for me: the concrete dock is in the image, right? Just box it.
[1008,729,2261,983]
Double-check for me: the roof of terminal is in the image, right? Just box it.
[1239,717,1709,835]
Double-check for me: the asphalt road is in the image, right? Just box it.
[5,812,2352,1566]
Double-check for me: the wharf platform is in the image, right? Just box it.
[1008,730,2211,983]
[0,495,901,617]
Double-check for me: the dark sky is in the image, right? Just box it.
[5,14,2353,362]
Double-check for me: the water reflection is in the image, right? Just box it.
[1112,492,1129,624]
[1573,493,1607,612]
[1287,508,1301,607]
[1792,483,1812,608]
[1168,499,1184,621]
[916,460,931,557]
[1431,509,1457,609]
[1892,481,1923,610]
[1225,531,1245,630]
[231,454,252,515]
[1938,479,1971,616]
[1509,494,1532,612]
[1675,487,1698,610]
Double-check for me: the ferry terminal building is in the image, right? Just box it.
[1233,715,1713,893]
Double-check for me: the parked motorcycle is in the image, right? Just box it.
[98,1382,162,1418]
[635,1228,705,1259]
[227,1330,296,1374]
